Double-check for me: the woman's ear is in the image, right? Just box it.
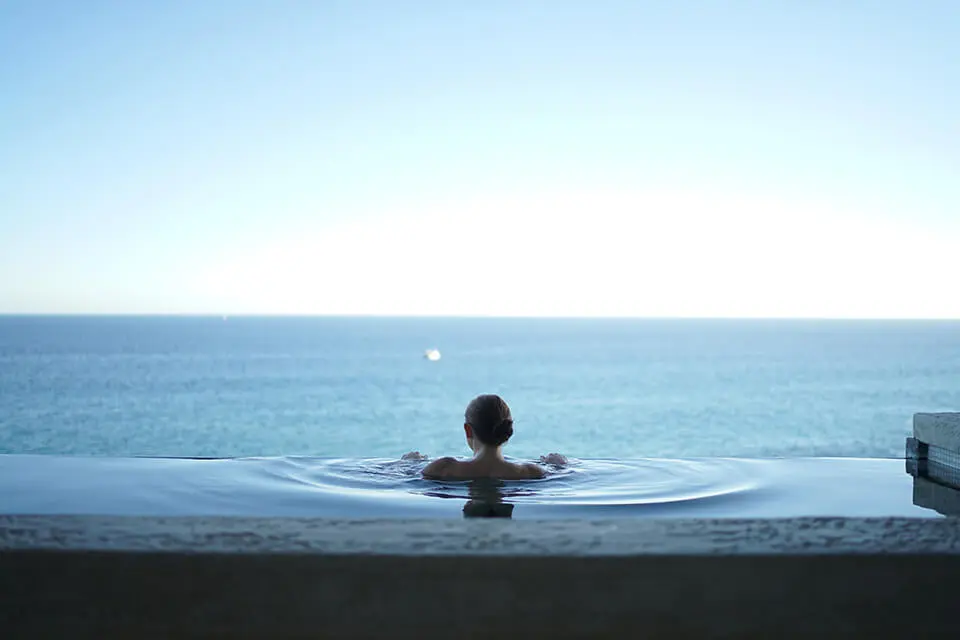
[464,423,473,439]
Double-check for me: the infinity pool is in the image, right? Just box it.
[0,454,938,519]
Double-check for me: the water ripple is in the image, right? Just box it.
[0,454,930,519]
[253,457,760,507]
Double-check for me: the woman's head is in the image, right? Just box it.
[464,394,514,449]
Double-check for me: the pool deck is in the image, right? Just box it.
[3,514,960,638]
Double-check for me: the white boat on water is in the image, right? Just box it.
[424,349,441,361]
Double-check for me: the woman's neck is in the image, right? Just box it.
[472,444,505,461]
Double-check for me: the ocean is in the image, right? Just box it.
[1,316,957,460]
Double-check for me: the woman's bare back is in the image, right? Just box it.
[422,456,544,480]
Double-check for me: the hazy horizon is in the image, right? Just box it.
[2,1,958,318]
[2,313,958,321]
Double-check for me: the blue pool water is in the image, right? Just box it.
[0,454,938,519]
[1,316,958,459]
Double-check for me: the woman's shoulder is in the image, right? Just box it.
[515,462,545,480]
[422,456,460,479]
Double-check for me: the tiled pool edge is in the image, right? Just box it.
[2,515,960,638]
[908,413,960,504]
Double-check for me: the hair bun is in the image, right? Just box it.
[493,418,514,445]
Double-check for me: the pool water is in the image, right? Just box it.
[0,454,937,520]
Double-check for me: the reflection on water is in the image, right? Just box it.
[907,458,960,518]
[911,476,960,517]
[461,481,515,519]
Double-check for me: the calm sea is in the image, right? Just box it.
[0,316,957,460]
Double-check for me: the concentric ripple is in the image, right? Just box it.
[0,454,931,519]
[255,456,760,508]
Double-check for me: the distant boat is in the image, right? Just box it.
[424,349,441,361]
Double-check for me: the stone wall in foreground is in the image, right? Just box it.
[3,515,960,638]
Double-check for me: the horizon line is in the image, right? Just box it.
[0,313,958,322]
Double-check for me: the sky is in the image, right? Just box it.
[1,0,958,317]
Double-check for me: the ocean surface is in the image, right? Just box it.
[1,316,957,460]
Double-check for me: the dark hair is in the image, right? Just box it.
[465,394,514,447]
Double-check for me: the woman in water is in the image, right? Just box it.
[407,394,566,480]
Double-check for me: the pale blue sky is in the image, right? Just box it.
[1,0,958,316]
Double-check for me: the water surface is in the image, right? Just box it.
[0,454,935,519]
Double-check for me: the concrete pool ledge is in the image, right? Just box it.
[914,412,960,452]
[3,515,960,638]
